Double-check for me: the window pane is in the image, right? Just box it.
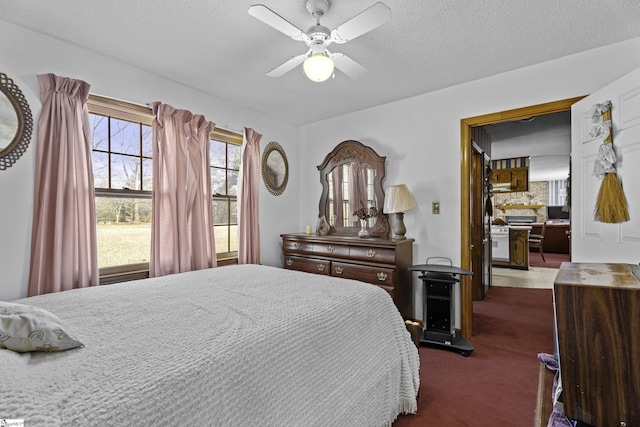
[228,169,238,196]
[214,225,229,254]
[92,151,109,188]
[213,198,229,225]
[142,124,152,157]
[142,158,152,192]
[210,140,226,168]
[111,154,141,190]
[96,196,151,268]
[110,118,140,156]
[228,144,241,169]
[90,114,109,151]
[230,200,237,224]
[211,168,226,196]
[229,225,238,252]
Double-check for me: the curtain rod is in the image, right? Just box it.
[93,95,244,134]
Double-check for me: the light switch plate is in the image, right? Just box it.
[432,201,440,214]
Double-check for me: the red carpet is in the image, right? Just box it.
[529,251,571,269]
[394,287,555,427]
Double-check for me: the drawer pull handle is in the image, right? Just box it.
[318,263,326,272]
[377,272,388,281]
[366,249,376,258]
[286,259,293,266]
[327,245,335,253]
[293,242,300,249]
[335,266,343,275]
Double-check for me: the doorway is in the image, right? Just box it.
[458,96,585,339]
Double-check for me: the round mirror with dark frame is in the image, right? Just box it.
[0,72,33,170]
[317,140,389,237]
[262,141,289,196]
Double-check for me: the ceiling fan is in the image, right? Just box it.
[248,0,392,82]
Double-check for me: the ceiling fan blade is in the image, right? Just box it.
[248,4,307,41]
[330,2,391,44]
[331,52,368,79]
[266,53,308,77]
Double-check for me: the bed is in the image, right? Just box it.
[0,264,419,426]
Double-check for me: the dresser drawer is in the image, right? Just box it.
[313,242,349,258]
[349,246,396,264]
[284,255,330,276]
[282,239,314,255]
[281,233,413,320]
[332,262,395,287]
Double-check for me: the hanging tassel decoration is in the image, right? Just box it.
[485,165,493,217]
[591,101,630,223]
[485,194,493,217]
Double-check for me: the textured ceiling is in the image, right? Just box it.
[2,1,640,126]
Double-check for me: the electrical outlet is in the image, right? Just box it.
[432,201,440,214]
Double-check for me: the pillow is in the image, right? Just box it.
[0,301,83,353]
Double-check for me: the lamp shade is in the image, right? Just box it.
[383,184,417,214]
[303,53,334,82]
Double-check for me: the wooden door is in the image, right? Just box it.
[471,141,491,301]
[492,169,511,183]
[510,167,529,192]
[481,155,492,297]
[571,67,640,262]
[508,228,529,269]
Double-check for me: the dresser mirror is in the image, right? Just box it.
[317,140,389,236]
[0,72,33,170]
[262,141,288,196]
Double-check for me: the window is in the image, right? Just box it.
[87,96,243,279]
[88,95,154,276]
[547,179,568,206]
[210,129,243,258]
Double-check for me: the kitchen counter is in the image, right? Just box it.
[530,222,570,254]
[492,226,530,269]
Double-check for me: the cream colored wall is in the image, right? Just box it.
[0,21,299,301]
[298,38,640,322]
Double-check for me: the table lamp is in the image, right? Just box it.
[383,184,417,240]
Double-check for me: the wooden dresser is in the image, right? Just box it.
[281,233,414,319]
[554,263,640,427]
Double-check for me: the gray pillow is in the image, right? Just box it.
[0,301,83,353]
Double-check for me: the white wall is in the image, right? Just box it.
[298,38,640,321]
[3,16,640,316]
[0,21,299,301]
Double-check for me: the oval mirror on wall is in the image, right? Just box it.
[0,72,33,170]
[261,141,288,196]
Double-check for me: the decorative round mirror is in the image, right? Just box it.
[0,72,33,170]
[262,141,289,196]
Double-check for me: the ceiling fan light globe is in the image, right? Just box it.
[303,54,334,82]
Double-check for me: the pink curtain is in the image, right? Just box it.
[237,128,262,264]
[28,74,99,296]
[150,102,217,277]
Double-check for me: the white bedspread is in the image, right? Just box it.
[1,264,419,426]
